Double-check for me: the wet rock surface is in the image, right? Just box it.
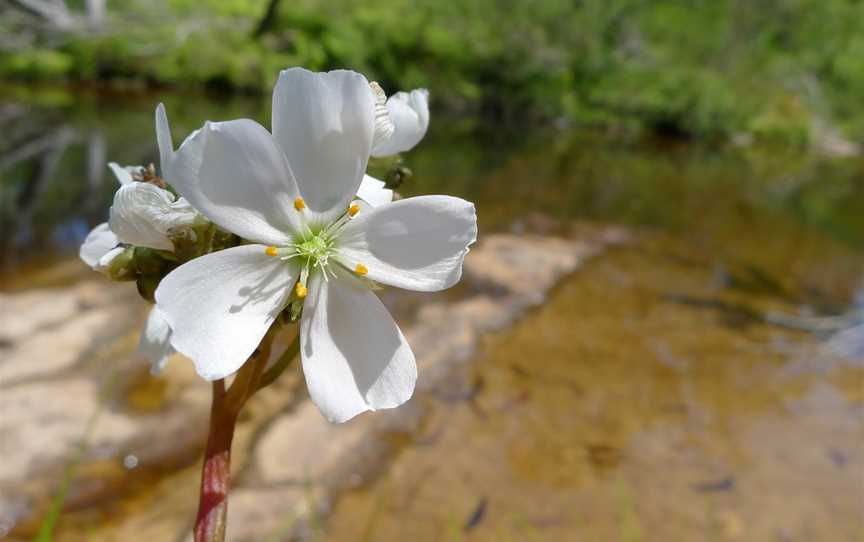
[0,277,215,538]
[0,225,628,541]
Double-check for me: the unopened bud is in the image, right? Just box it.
[384,166,412,190]
[134,247,169,276]
[168,218,222,262]
[136,274,160,303]
[289,300,303,322]
[107,247,137,281]
[168,224,203,262]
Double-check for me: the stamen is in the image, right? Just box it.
[295,282,308,298]
[348,204,361,217]
[355,263,368,276]
[300,265,310,290]
[264,246,279,257]
[294,197,306,211]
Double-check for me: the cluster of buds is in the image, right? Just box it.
[83,164,240,301]
[111,219,241,301]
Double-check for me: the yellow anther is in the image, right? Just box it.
[355,263,368,276]
[295,282,308,298]
[348,204,360,217]
[294,197,306,211]
[264,246,278,257]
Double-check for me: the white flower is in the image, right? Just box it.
[81,108,199,263]
[108,183,197,251]
[107,162,138,185]
[370,83,430,157]
[79,106,190,373]
[108,108,199,251]
[79,162,142,272]
[79,222,123,271]
[155,68,476,422]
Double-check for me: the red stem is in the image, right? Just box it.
[192,329,276,542]
[193,380,236,542]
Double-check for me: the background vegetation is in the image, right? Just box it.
[2,0,864,143]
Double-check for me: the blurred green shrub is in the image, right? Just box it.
[1,0,862,143]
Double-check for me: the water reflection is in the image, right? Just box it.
[3,86,864,280]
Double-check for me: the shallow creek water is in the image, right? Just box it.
[1,87,863,541]
[326,237,864,541]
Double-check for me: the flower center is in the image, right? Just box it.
[263,199,368,303]
[263,229,339,300]
[295,235,331,264]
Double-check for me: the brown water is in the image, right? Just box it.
[2,86,864,541]
[326,235,864,541]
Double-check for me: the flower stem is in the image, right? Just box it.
[193,379,234,542]
[193,329,277,542]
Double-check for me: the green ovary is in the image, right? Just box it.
[292,231,338,279]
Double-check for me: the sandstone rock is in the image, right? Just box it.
[223,485,325,542]
[254,401,373,484]
[0,281,129,344]
[462,234,603,303]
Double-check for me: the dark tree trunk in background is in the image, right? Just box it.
[253,0,282,38]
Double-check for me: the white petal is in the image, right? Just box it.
[79,222,118,269]
[155,245,298,380]
[108,182,196,251]
[139,306,175,374]
[166,119,301,245]
[336,195,477,292]
[356,175,393,207]
[272,68,375,219]
[300,271,416,423]
[108,162,140,185]
[155,103,174,177]
[98,247,125,270]
[370,82,395,150]
[371,89,430,157]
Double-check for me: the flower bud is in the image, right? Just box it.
[385,166,412,190]
[106,247,137,281]
[168,222,209,262]
[288,300,303,322]
[136,274,161,303]
[134,247,170,276]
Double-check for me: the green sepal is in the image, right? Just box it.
[136,274,161,303]
[106,247,137,281]
[168,220,214,262]
[134,247,170,276]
